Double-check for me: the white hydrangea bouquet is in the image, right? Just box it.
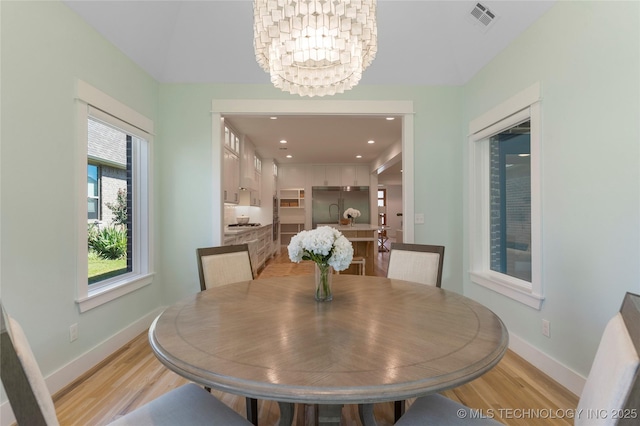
[288,226,354,301]
[343,207,361,220]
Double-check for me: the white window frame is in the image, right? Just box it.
[76,80,154,312]
[468,83,544,310]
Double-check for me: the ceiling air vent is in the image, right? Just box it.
[469,2,497,32]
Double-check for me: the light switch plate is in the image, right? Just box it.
[415,213,425,224]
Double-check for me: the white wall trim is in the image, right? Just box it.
[75,80,155,312]
[211,99,415,244]
[77,80,154,135]
[509,332,585,397]
[468,82,544,309]
[469,82,540,136]
[0,311,584,426]
[211,99,414,115]
[0,307,164,426]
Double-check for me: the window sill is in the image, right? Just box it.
[470,271,544,310]
[76,273,154,313]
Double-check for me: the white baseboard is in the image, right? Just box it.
[1,307,164,426]
[1,312,584,426]
[509,332,585,397]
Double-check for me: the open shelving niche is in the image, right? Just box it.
[279,188,305,246]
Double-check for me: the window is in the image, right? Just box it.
[76,81,154,312]
[87,117,131,285]
[377,189,387,226]
[87,164,100,220]
[469,83,543,309]
[490,120,531,282]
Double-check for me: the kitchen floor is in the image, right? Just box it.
[53,235,577,426]
[260,237,394,279]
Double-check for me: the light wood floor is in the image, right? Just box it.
[52,247,578,425]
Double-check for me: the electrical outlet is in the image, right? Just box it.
[415,213,425,224]
[70,323,78,342]
[542,319,550,338]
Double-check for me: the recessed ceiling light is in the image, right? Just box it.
[386,117,395,120]
[356,155,362,159]
[280,139,287,144]
[270,116,278,120]
[286,154,293,158]
[368,140,375,144]
[518,153,530,157]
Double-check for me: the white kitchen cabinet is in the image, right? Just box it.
[254,155,262,206]
[256,224,272,274]
[341,164,370,186]
[223,148,240,204]
[312,165,341,186]
[223,125,240,204]
[279,164,306,189]
[224,125,240,153]
[239,189,259,207]
[272,163,278,197]
[224,225,273,276]
[240,137,258,191]
[240,159,262,206]
[239,139,262,206]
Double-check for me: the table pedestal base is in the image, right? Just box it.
[318,404,343,425]
[277,402,378,426]
[277,402,294,426]
[359,403,378,426]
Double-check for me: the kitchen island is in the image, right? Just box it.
[317,224,378,275]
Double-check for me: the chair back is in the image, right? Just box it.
[0,303,60,426]
[576,292,640,425]
[196,244,254,291]
[387,243,445,287]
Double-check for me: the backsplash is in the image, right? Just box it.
[224,204,260,226]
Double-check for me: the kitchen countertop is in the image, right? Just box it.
[224,224,271,236]
[316,224,380,232]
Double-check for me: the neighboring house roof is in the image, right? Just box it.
[88,118,126,167]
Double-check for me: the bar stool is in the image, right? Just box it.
[336,256,366,275]
[351,256,366,275]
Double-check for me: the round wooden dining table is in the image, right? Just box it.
[149,274,508,426]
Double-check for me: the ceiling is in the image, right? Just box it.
[62,0,556,180]
[224,114,402,163]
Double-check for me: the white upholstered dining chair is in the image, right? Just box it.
[196,244,259,425]
[196,244,255,291]
[396,292,640,426]
[386,243,446,421]
[0,303,252,426]
[386,243,445,287]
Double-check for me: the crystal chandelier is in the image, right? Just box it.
[253,0,377,97]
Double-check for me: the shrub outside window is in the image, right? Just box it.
[76,80,153,312]
[87,117,131,285]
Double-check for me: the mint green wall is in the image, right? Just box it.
[0,0,464,391]
[157,84,464,305]
[463,1,640,376]
[1,0,161,378]
[4,0,636,400]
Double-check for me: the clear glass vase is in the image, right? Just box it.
[314,263,333,302]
